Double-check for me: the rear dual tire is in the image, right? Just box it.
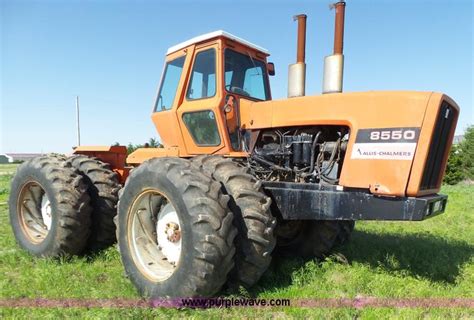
[66,155,121,250]
[9,156,92,257]
[9,154,121,257]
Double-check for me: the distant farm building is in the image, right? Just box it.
[0,153,45,164]
[0,155,12,164]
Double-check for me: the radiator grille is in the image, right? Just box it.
[420,101,456,190]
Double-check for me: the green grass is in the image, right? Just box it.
[0,163,473,318]
[0,163,19,175]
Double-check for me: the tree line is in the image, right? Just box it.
[444,125,473,185]
[113,138,163,155]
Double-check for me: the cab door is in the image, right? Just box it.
[176,44,233,155]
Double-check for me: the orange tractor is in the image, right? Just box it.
[9,2,459,298]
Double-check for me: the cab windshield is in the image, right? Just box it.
[224,49,270,101]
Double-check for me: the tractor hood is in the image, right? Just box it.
[239,91,459,197]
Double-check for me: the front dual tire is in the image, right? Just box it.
[190,155,276,288]
[117,158,237,297]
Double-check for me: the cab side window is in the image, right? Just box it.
[155,56,186,111]
[187,49,216,100]
[243,66,266,100]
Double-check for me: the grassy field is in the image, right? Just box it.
[0,163,472,318]
[0,164,18,175]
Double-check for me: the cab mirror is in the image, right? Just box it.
[223,94,241,150]
[224,95,238,131]
[267,62,275,76]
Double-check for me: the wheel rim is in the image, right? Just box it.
[17,181,51,243]
[40,194,53,230]
[128,190,182,282]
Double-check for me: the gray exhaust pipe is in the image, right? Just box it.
[288,14,307,98]
[323,1,345,94]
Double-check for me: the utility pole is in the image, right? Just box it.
[76,96,81,146]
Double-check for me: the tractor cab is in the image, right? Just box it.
[146,31,273,159]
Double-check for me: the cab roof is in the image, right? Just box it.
[166,30,270,55]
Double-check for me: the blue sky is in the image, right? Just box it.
[1,0,472,154]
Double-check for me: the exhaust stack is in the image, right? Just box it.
[288,14,307,98]
[323,1,345,94]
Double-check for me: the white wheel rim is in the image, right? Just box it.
[128,190,182,282]
[156,203,182,265]
[17,181,51,243]
[40,194,52,230]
